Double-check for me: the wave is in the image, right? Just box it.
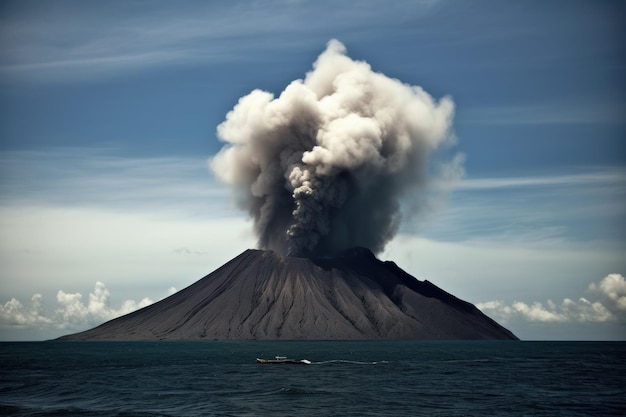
[440,358,491,364]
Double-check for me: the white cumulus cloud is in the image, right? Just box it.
[1,282,156,333]
[55,281,153,329]
[477,274,624,324]
[0,294,52,327]
[588,273,626,312]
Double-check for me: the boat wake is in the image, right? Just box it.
[311,359,389,365]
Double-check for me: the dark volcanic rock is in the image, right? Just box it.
[58,248,517,340]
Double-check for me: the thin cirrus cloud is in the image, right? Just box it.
[458,168,626,191]
[1,4,274,80]
[0,1,438,81]
[1,148,623,246]
[0,148,228,213]
[409,166,626,247]
[459,103,626,125]
[3,148,622,247]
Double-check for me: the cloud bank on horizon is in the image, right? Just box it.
[0,282,157,335]
[211,40,459,257]
[477,274,626,324]
[3,274,624,340]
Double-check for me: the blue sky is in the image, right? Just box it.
[0,0,624,340]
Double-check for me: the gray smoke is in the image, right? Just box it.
[211,40,457,257]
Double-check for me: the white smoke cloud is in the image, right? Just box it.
[477,274,625,324]
[0,282,154,332]
[211,39,458,257]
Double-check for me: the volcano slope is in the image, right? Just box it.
[58,248,517,340]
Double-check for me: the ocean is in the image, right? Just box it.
[0,341,624,416]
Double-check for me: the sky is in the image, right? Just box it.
[0,0,624,341]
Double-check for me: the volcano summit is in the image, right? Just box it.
[59,248,517,341]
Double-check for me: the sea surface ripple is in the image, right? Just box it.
[1,340,624,416]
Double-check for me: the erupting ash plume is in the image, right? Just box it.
[211,40,458,257]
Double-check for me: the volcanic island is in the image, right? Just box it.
[58,247,517,341]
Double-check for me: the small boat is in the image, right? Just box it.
[256,356,311,365]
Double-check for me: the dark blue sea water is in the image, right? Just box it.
[1,341,624,416]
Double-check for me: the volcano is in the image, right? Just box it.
[58,248,517,340]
